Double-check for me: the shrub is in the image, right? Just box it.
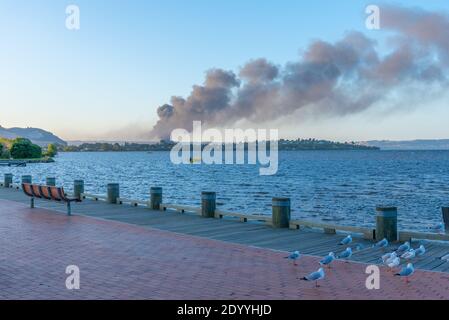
[10,138,42,159]
[45,143,58,157]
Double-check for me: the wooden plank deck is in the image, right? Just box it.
[1,186,448,274]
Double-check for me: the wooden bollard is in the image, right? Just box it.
[46,177,56,186]
[21,175,32,184]
[201,192,216,218]
[442,207,449,234]
[74,180,84,200]
[272,198,291,228]
[150,187,162,210]
[107,183,120,204]
[376,206,398,242]
[4,173,13,188]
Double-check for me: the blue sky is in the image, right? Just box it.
[1,0,449,141]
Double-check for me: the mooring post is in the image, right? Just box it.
[74,180,84,200]
[201,192,216,218]
[107,183,120,204]
[150,187,163,210]
[376,206,398,242]
[272,198,291,228]
[4,173,13,188]
[46,177,56,186]
[442,207,449,234]
[21,175,32,184]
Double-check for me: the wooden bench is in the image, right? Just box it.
[22,183,81,216]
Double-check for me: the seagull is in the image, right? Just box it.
[401,249,416,260]
[337,247,353,262]
[414,245,426,257]
[339,235,352,246]
[440,253,449,262]
[373,238,389,248]
[395,263,415,283]
[387,257,401,271]
[396,241,410,254]
[385,252,398,265]
[285,251,301,265]
[429,223,444,232]
[301,268,325,287]
[382,252,397,264]
[319,252,335,268]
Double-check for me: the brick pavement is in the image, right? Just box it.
[0,199,448,300]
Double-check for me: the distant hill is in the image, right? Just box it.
[362,139,449,150]
[0,126,67,147]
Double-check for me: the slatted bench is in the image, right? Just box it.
[22,183,81,215]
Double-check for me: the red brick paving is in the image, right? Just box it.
[0,199,448,300]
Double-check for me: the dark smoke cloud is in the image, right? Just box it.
[151,5,449,139]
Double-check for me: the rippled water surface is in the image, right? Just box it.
[2,150,449,232]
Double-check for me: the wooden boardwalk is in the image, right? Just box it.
[1,187,449,273]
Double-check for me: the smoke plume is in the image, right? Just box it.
[151,5,449,139]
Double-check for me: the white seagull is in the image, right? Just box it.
[285,251,301,265]
[339,235,352,246]
[382,252,397,264]
[387,257,401,271]
[319,252,335,268]
[429,223,444,233]
[401,249,416,260]
[396,241,410,254]
[414,245,426,257]
[395,263,415,283]
[385,252,398,265]
[301,268,325,287]
[374,238,389,248]
[338,247,353,262]
[440,253,449,262]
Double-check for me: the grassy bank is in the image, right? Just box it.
[0,157,55,163]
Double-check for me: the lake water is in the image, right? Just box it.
[1,150,449,232]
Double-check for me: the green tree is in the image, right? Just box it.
[45,143,58,157]
[10,138,42,159]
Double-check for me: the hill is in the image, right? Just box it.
[0,126,67,147]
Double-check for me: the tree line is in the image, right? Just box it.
[0,137,57,160]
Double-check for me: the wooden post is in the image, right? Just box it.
[107,183,120,204]
[201,192,216,218]
[272,198,291,228]
[4,173,13,188]
[376,206,398,242]
[442,207,449,234]
[46,177,56,186]
[74,180,84,200]
[21,175,32,184]
[150,187,162,210]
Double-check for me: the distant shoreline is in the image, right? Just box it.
[60,139,379,152]
[58,149,449,153]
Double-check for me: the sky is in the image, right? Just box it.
[1,0,449,142]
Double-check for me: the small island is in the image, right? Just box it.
[60,139,379,152]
